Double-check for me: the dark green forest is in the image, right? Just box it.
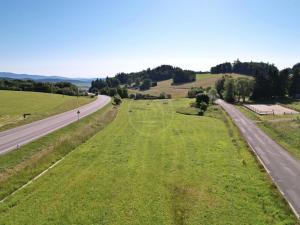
[115,65,196,87]
[0,79,82,96]
[211,60,300,100]
[89,77,128,98]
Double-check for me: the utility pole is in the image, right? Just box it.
[77,87,80,121]
[77,87,79,107]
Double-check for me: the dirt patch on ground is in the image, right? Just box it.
[245,104,299,115]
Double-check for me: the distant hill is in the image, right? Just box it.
[0,72,95,88]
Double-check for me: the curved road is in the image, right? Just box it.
[0,95,111,155]
[217,99,300,220]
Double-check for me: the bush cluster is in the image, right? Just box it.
[129,92,171,100]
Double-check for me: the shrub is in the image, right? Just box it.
[187,87,204,98]
[140,79,152,90]
[113,95,122,105]
[159,92,166,99]
[129,93,136,99]
[199,102,208,111]
[196,93,210,106]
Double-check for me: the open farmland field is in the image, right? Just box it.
[129,73,251,98]
[0,99,296,225]
[0,90,94,131]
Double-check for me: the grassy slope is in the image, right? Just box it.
[0,90,94,130]
[129,73,250,98]
[237,105,300,159]
[283,101,300,111]
[0,99,296,224]
[0,102,117,200]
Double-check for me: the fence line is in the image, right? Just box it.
[244,105,274,115]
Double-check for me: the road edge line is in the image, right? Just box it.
[0,154,67,203]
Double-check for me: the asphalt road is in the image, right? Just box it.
[216,99,300,219]
[0,95,111,155]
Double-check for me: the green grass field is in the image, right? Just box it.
[237,104,300,159]
[283,101,300,111]
[129,73,250,98]
[0,90,94,131]
[0,99,296,224]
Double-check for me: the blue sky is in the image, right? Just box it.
[0,0,299,77]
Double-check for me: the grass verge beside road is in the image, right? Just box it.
[236,104,300,159]
[0,101,117,200]
[0,90,95,131]
[0,99,296,224]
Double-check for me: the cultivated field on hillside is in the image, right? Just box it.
[237,104,300,159]
[0,90,94,130]
[129,73,250,98]
[0,99,296,224]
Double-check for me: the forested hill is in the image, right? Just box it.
[115,65,196,85]
[89,65,197,95]
[0,72,94,88]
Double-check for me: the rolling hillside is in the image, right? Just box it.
[0,72,94,89]
[129,73,251,98]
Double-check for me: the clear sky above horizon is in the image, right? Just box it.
[0,0,299,78]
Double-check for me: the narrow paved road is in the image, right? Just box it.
[0,95,111,155]
[217,99,300,219]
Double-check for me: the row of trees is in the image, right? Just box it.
[211,60,280,76]
[215,76,254,103]
[172,69,195,84]
[89,77,128,98]
[129,92,172,100]
[0,79,81,96]
[212,61,300,100]
[90,77,120,90]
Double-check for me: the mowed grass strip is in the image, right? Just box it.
[0,102,117,200]
[0,90,94,130]
[0,100,297,224]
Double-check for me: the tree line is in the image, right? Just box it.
[89,77,128,98]
[212,60,300,100]
[215,76,254,103]
[89,65,196,95]
[0,78,83,96]
[115,65,196,89]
